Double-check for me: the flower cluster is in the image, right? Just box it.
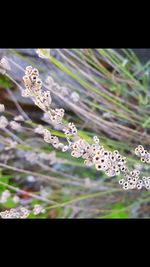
[33,204,45,215]
[42,129,59,148]
[0,207,30,219]
[49,108,64,124]
[70,138,91,160]
[63,122,77,136]
[34,124,45,135]
[22,66,150,190]
[0,204,46,218]
[70,136,127,176]
[119,169,150,190]
[0,190,20,204]
[34,124,68,152]
[94,149,127,177]
[23,66,50,107]
[0,115,22,132]
[23,66,64,124]
[135,145,150,163]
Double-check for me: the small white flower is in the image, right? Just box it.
[61,86,69,97]
[0,104,5,112]
[27,175,36,182]
[62,145,69,152]
[33,204,45,215]
[19,207,30,218]
[50,108,64,124]
[34,124,45,135]
[43,129,52,143]
[0,57,11,73]
[93,136,99,144]
[36,49,50,59]
[102,112,114,119]
[13,195,20,203]
[63,122,77,136]
[70,92,80,102]
[0,190,11,203]
[0,116,8,129]
[25,151,38,163]
[84,178,91,187]
[14,115,24,122]
[9,121,22,131]
[122,59,128,67]
[45,76,54,87]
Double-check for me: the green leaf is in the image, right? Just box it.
[28,213,37,219]
[0,176,10,192]
[28,212,47,219]
[56,207,62,217]
[2,197,17,208]
[0,74,13,88]
[104,203,128,218]
[142,117,150,128]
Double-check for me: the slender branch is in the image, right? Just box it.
[0,163,88,187]
[0,180,56,204]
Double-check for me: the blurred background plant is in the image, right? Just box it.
[0,48,150,218]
